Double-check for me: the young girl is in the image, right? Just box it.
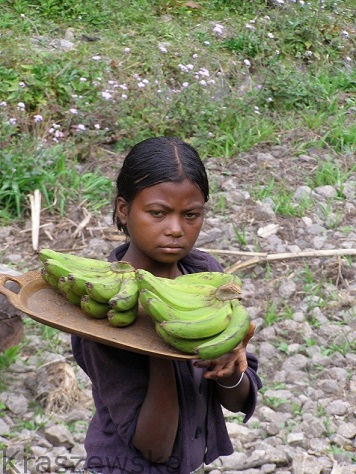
[71,136,262,474]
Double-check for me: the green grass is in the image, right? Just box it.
[1,0,355,222]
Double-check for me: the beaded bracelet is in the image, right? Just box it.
[216,372,244,389]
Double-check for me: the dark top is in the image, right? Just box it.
[71,244,262,474]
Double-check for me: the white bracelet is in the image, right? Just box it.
[216,372,244,389]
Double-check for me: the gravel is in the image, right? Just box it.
[0,145,355,473]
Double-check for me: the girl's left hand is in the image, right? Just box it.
[194,323,255,380]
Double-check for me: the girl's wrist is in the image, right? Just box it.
[216,371,245,389]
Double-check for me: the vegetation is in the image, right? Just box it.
[0,0,355,223]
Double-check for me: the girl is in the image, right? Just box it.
[71,136,262,474]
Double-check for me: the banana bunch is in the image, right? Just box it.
[136,269,250,360]
[39,249,138,326]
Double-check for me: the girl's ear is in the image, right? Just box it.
[116,197,129,224]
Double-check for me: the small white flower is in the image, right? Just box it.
[199,80,207,86]
[213,24,224,35]
[267,33,274,39]
[94,124,100,129]
[137,82,146,88]
[20,13,25,18]
[92,55,102,61]
[101,91,112,100]
[80,77,87,82]
[245,24,254,30]
[70,108,78,114]
[17,102,25,110]
[159,46,168,53]
[77,124,86,131]
[267,97,273,102]
[342,30,350,38]
[34,114,43,122]
[203,41,210,45]
[9,118,17,125]
[305,50,313,57]
[345,56,352,62]
[299,0,305,5]
[55,130,64,137]
[182,82,189,88]
[142,79,149,84]
[120,84,128,90]
[49,128,54,134]
[198,68,210,77]
[124,47,131,53]
[207,79,215,85]
[244,59,251,67]
[53,123,61,129]
[0,101,7,107]
[19,81,26,88]
[192,54,198,59]
[121,94,128,99]
[275,50,280,55]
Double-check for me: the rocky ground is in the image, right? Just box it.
[0,143,355,473]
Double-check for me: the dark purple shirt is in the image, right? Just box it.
[71,245,262,473]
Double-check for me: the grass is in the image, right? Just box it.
[0,0,355,223]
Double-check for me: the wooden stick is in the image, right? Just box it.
[198,248,268,257]
[199,247,356,259]
[222,248,356,272]
[30,190,41,251]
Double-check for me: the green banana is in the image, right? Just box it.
[57,276,82,306]
[195,301,251,360]
[67,272,120,297]
[43,258,73,280]
[107,305,138,327]
[40,267,59,289]
[80,295,110,319]
[136,269,218,311]
[39,249,112,273]
[155,323,215,355]
[85,275,125,303]
[175,271,242,288]
[160,302,232,339]
[110,261,136,274]
[139,288,225,323]
[108,277,139,311]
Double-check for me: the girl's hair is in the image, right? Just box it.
[113,136,209,234]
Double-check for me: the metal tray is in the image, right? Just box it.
[0,270,194,360]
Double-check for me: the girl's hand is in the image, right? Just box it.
[194,323,255,380]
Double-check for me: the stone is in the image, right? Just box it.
[44,425,75,448]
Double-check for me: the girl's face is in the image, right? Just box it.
[116,179,206,274]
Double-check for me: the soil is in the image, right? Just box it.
[0,141,355,473]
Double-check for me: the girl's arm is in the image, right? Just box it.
[131,357,179,463]
[195,323,256,412]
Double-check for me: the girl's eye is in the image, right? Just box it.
[149,210,165,217]
[185,212,200,220]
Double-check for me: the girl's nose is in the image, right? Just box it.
[165,216,183,236]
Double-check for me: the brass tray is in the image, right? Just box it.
[0,271,194,360]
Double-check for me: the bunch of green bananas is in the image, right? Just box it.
[136,269,250,360]
[39,249,139,327]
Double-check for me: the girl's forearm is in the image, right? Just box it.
[132,357,179,463]
[216,369,251,412]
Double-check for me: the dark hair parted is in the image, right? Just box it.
[113,136,209,234]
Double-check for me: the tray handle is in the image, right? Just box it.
[0,270,42,310]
